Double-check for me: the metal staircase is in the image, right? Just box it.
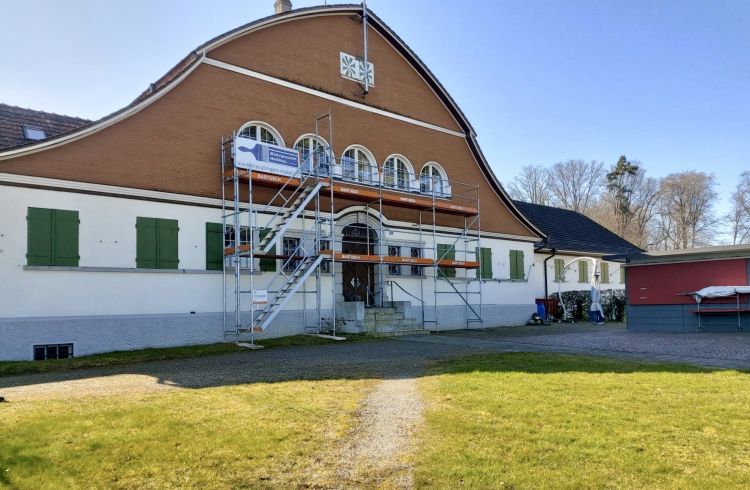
[242,154,327,332]
[240,249,325,332]
[256,181,325,253]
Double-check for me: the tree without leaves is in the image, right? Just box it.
[654,171,718,250]
[727,171,750,245]
[506,165,551,205]
[546,159,605,213]
[630,175,660,249]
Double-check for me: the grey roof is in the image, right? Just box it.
[513,200,643,255]
[607,243,750,264]
[0,103,90,150]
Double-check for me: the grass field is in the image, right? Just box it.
[0,334,373,378]
[414,353,750,489]
[0,378,372,488]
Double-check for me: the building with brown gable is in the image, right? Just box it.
[0,3,548,360]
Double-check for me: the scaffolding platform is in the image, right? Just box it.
[226,169,479,216]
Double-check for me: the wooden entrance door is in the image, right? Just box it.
[341,224,376,305]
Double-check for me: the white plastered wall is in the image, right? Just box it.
[528,252,626,299]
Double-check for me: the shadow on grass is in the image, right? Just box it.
[3,333,748,400]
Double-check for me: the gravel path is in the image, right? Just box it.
[335,375,423,489]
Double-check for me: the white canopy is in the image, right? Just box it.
[691,286,750,301]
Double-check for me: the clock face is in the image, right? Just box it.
[340,52,375,86]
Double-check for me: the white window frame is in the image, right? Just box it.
[383,154,415,191]
[419,162,449,197]
[238,120,285,147]
[293,133,330,172]
[341,145,378,184]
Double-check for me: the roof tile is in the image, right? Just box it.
[0,103,90,150]
[513,200,643,255]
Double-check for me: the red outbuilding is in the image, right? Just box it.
[609,245,750,332]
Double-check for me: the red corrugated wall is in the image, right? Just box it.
[627,259,749,305]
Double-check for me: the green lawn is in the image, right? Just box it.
[0,334,376,378]
[415,353,750,489]
[0,378,372,488]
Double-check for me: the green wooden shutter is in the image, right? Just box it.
[52,209,80,266]
[477,247,492,279]
[514,250,524,279]
[579,261,588,283]
[27,207,53,266]
[136,217,158,268]
[157,219,179,269]
[259,228,276,272]
[619,266,626,283]
[600,262,609,283]
[554,258,565,282]
[437,243,456,278]
[509,250,524,280]
[206,223,224,271]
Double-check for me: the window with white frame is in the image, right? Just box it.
[238,121,283,146]
[342,146,376,183]
[420,163,446,196]
[282,237,300,272]
[294,134,329,173]
[383,155,413,190]
[320,239,331,273]
[410,247,423,276]
[388,245,401,275]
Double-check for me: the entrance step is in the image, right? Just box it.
[369,325,430,337]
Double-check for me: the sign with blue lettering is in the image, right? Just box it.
[234,136,299,177]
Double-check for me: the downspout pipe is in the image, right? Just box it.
[543,246,557,301]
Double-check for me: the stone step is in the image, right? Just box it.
[364,307,397,315]
[373,313,405,321]
[369,325,430,337]
[364,318,417,327]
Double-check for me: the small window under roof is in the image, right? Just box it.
[23,126,47,140]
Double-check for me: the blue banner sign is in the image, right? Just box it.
[234,136,299,177]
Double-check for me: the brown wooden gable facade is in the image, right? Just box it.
[0,6,540,239]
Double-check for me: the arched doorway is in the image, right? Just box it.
[341,223,377,306]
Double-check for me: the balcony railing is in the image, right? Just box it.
[292,147,469,201]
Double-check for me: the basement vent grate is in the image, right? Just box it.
[33,343,73,361]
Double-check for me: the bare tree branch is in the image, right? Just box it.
[546,159,605,213]
[506,165,552,205]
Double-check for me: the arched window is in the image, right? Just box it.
[383,155,414,190]
[294,134,329,173]
[341,145,376,183]
[238,121,284,147]
[420,162,447,196]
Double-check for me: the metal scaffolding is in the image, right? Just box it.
[220,116,483,341]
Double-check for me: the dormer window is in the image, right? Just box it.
[23,126,47,141]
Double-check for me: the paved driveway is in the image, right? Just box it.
[402,323,750,370]
[2,323,748,400]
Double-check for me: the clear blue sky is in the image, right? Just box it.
[2,0,748,215]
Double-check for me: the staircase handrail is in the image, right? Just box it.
[389,280,424,304]
[260,225,321,309]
